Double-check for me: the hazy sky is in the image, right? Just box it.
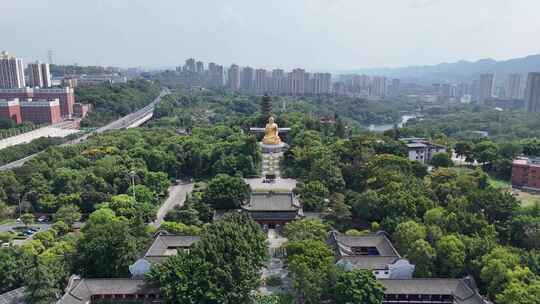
[2,0,539,70]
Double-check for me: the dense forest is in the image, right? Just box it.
[49,64,117,77]
[405,104,540,142]
[76,79,161,127]
[0,137,64,166]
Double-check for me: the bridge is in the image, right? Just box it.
[0,88,170,171]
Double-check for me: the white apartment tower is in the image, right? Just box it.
[0,51,26,89]
[28,62,52,88]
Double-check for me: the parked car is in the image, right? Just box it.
[37,216,48,222]
[15,218,21,224]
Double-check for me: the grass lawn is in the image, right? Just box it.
[0,219,14,225]
[448,166,475,175]
[488,178,511,190]
[516,191,540,208]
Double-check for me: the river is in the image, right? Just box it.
[365,114,419,132]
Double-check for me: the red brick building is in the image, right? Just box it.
[20,99,62,124]
[73,103,91,118]
[0,87,75,118]
[0,98,22,123]
[34,88,75,117]
[511,157,540,191]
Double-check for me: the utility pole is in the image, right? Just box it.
[129,171,137,202]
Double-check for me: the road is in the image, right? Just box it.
[152,182,194,228]
[0,88,170,171]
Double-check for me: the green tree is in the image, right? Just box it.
[435,235,465,277]
[202,174,250,209]
[480,247,521,298]
[473,141,499,164]
[283,218,330,242]
[21,213,34,226]
[430,152,453,168]
[159,221,202,235]
[296,181,330,211]
[392,220,427,256]
[76,208,139,278]
[24,261,59,304]
[149,212,267,304]
[332,268,385,304]
[287,240,334,304]
[522,138,540,157]
[407,239,437,277]
[324,193,352,231]
[53,204,81,226]
[309,157,345,193]
[454,141,474,163]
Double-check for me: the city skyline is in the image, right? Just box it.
[2,0,540,70]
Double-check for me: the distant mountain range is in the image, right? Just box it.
[342,54,540,83]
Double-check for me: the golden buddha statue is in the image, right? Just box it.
[262,116,281,145]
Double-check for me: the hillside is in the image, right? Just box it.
[344,54,540,83]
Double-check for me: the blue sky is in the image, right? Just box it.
[2,0,539,70]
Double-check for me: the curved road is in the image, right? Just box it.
[152,182,194,228]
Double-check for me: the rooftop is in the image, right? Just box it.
[513,156,540,166]
[380,278,490,304]
[242,192,300,212]
[143,233,200,264]
[338,256,400,270]
[330,231,401,257]
[0,288,25,304]
[58,278,160,304]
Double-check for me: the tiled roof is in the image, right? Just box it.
[144,234,200,259]
[332,232,401,257]
[242,192,299,211]
[380,278,490,304]
[57,279,159,304]
[338,256,400,270]
[0,288,25,304]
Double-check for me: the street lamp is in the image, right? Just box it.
[129,170,137,202]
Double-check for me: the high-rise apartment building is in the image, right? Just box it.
[311,73,331,94]
[456,83,469,99]
[371,76,387,97]
[184,58,196,72]
[28,62,52,88]
[525,72,540,113]
[390,79,400,97]
[228,64,240,90]
[0,51,25,89]
[241,67,254,91]
[506,73,522,99]
[271,69,286,94]
[255,69,267,94]
[207,63,224,88]
[195,61,204,74]
[290,68,305,95]
[478,73,494,104]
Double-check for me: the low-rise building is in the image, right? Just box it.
[58,277,161,304]
[20,99,62,124]
[511,156,540,191]
[400,137,446,164]
[73,103,91,118]
[0,87,75,118]
[0,98,22,123]
[329,231,415,279]
[241,191,302,230]
[129,232,200,277]
[380,277,491,304]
